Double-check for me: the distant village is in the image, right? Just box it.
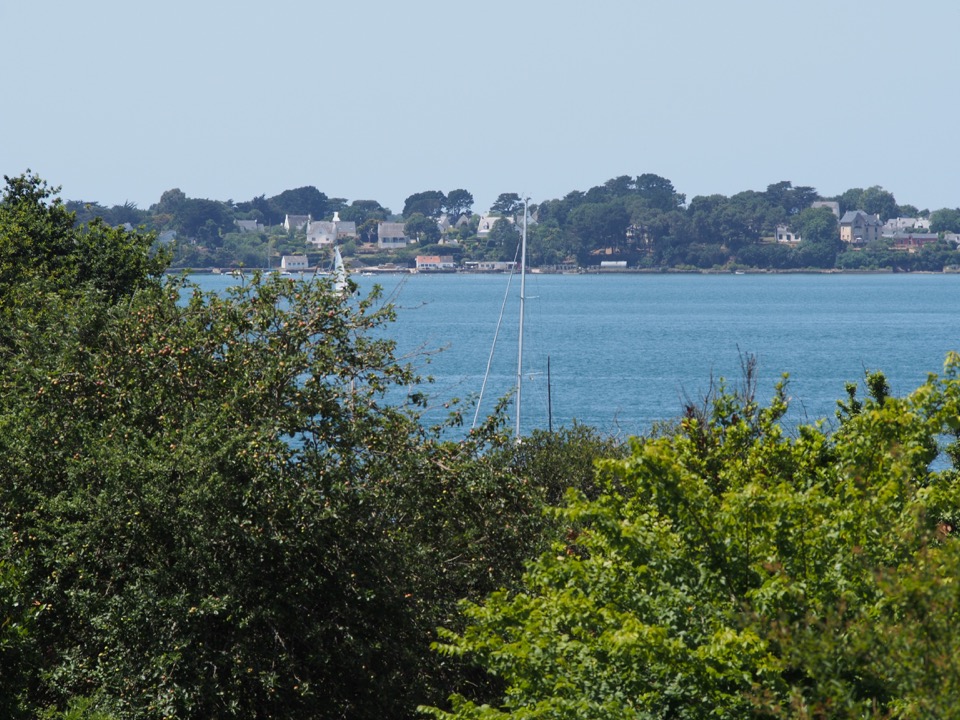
[235,210,533,274]
[251,203,960,275]
[80,175,960,273]
[775,201,958,252]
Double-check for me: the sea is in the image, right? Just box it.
[191,272,960,440]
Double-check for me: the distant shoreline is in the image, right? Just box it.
[168,266,955,277]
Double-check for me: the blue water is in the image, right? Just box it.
[190,272,960,438]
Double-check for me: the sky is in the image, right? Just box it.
[3,0,959,215]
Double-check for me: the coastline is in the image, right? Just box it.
[167,266,944,276]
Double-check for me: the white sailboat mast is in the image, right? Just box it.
[515,197,528,440]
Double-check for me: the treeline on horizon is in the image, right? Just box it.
[65,173,960,272]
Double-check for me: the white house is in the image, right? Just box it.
[476,214,513,236]
[280,255,309,271]
[377,222,408,249]
[775,224,801,243]
[882,217,931,235]
[306,213,358,246]
[462,260,516,272]
[415,255,456,271]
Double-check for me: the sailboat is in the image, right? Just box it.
[514,198,528,439]
[473,197,531,441]
[332,245,348,293]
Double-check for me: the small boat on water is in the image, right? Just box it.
[333,246,348,293]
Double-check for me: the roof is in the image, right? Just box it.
[840,210,882,226]
[378,222,406,238]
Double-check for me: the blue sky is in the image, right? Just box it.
[4,0,958,215]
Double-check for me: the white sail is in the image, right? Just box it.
[333,246,348,293]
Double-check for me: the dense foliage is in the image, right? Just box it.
[427,361,960,719]
[0,174,623,719]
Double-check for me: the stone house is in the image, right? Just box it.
[839,210,883,244]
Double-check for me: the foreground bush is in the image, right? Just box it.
[428,361,960,719]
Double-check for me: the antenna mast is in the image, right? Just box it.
[515,196,528,440]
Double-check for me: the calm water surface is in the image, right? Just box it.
[193,272,960,438]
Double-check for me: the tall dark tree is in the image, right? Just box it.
[154,187,187,216]
[173,197,235,245]
[860,185,898,222]
[235,194,282,226]
[327,197,349,216]
[765,180,818,216]
[269,186,329,218]
[340,199,389,225]
[490,192,523,216]
[836,187,865,216]
[403,190,446,218]
[930,208,960,233]
[604,175,636,198]
[404,212,442,243]
[635,173,685,211]
[896,203,920,218]
[567,201,631,255]
[486,217,521,261]
[792,205,840,245]
[444,189,474,217]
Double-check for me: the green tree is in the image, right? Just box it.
[171,197,235,245]
[764,180,818,216]
[404,191,446,218]
[65,200,146,228]
[486,218,520,261]
[405,212,442,244]
[635,173,685,211]
[896,203,920,218]
[860,185,898,221]
[836,187,865,216]
[791,205,839,245]
[444,189,474,217]
[567,201,630,255]
[0,172,167,301]
[687,194,758,253]
[490,193,522,217]
[726,190,783,237]
[269,185,329,218]
[234,193,282,226]
[154,188,187,216]
[0,557,39,719]
[428,357,960,719]
[791,206,843,268]
[527,220,574,267]
[340,199,390,225]
[930,207,960,234]
[603,175,636,198]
